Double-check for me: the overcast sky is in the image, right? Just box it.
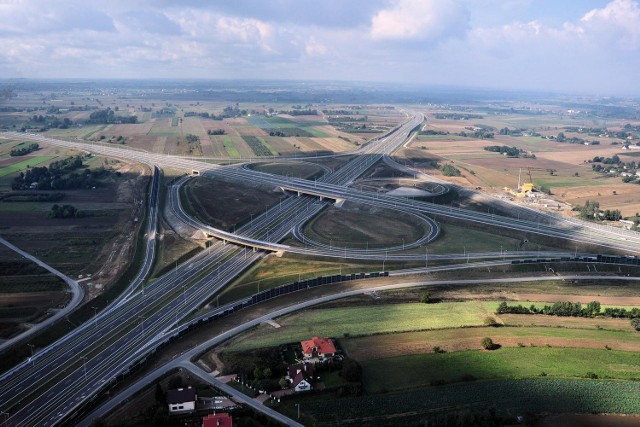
[1,0,639,95]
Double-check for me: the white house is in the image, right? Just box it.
[167,386,197,413]
[288,363,314,392]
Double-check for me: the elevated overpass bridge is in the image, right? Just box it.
[278,184,345,204]
[202,227,291,253]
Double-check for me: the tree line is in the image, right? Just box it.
[10,143,39,156]
[12,156,109,191]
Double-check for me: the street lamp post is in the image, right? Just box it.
[92,306,98,328]
[82,356,88,380]
[27,344,35,366]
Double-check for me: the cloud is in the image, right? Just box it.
[0,0,114,35]
[114,10,182,35]
[305,38,327,56]
[581,0,640,49]
[150,0,387,28]
[370,0,469,41]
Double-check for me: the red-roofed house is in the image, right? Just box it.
[202,412,232,427]
[288,363,314,392]
[301,336,336,359]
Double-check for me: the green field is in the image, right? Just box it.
[362,347,640,393]
[226,302,494,351]
[293,378,640,425]
[247,115,330,137]
[219,135,240,158]
[241,136,276,156]
[0,156,58,177]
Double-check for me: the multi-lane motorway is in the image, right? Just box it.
[1,111,640,426]
[0,114,426,426]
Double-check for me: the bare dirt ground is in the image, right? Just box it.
[341,323,640,361]
[86,161,150,300]
[182,176,282,231]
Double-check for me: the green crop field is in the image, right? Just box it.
[226,302,494,351]
[241,136,276,156]
[0,156,58,177]
[362,347,640,393]
[293,378,640,425]
[245,115,277,129]
[220,135,240,158]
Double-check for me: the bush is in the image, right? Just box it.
[481,337,495,350]
[483,316,498,327]
[420,291,431,304]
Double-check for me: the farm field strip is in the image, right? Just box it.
[361,347,640,393]
[299,378,640,424]
[225,302,495,351]
[0,156,57,177]
[342,324,640,362]
[218,135,240,158]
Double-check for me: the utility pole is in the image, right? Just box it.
[425,246,428,269]
[82,356,88,380]
[92,306,98,328]
[27,344,35,366]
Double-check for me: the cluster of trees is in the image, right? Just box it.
[216,105,248,120]
[269,130,288,137]
[591,155,621,164]
[498,300,640,331]
[440,164,462,177]
[433,113,483,120]
[322,109,361,115]
[12,156,108,191]
[327,116,367,123]
[498,127,527,136]
[184,111,213,118]
[457,129,494,139]
[25,115,73,130]
[49,204,78,219]
[280,108,318,116]
[185,134,199,144]
[206,129,225,135]
[419,129,448,136]
[497,300,604,317]
[10,143,39,156]
[484,145,522,157]
[574,200,622,221]
[88,108,137,124]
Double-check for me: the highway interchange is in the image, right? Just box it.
[1,111,640,426]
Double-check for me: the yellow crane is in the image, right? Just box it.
[504,167,556,198]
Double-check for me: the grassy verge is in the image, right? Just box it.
[225,301,494,351]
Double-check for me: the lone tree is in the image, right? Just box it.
[420,291,431,304]
[481,337,495,350]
